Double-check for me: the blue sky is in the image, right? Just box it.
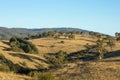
[0,0,120,35]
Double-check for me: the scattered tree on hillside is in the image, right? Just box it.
[10,37,38,54]
[45,50,67,68]
[84,36,115,60]
[95,39,108,60]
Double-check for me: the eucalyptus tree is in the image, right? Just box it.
[95,39,108,60]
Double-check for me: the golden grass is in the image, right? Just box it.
[30,35,120,54]
[53,61,120,80]
[0,72,32,80]
[0,41,48,69]
[30,35,96,54]
[0,35,120,80]
[0,35,120,69]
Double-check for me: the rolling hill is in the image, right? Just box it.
[0,28,120,80]
[0,27,92,39]
[0,34,120,80]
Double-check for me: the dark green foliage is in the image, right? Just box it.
[60,41,64,44]
[0,27,108,39]
[0,64,10,72]
[45,50,67,68]
[28,71,40,80]
[28,71,55,80]
[84,38,111,60]
[50,45,55,48]
[9,37,39,54]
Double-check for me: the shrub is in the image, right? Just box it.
[50,45,55,48]
[60,41,64,44]
[45,50,67,68]
[9,37,39,54]
[0,64,10,72]
[28,71,39,78]
[28,71,55,80]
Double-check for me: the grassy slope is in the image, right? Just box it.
[0,40,48,69]
[31,35,96,54]
[0,72,32,80]
[0,35,120,80]
[53,61,120,80]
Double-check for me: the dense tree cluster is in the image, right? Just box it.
[24,30,113,40]
[9,37,38,54]
[25,31,78,40]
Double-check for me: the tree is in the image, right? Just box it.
[105,36,115,51]
[45,50,67,68]
[84,36,115,60]
[42,32,48,37]
[9,37,39,54]
[95,39,108,60]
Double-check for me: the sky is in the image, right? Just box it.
[0,0,120,35]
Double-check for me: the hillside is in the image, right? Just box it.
[0,27,92,39]
[0,72,32,80]
[0,34,120,80]
[30,35,95,54]
[53,61,120,80]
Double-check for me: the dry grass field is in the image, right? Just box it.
[0,35,120,80]
[31,35,96,54]
[0,72,32,80]
[31,35,120,54]
[53,61,120,80]
[0,40,48,69]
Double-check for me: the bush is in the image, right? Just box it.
[0,64,10,72]
[45,50,67,68]
[50,45,55,48]
[60,41,64,44]
[28,71,55,80]
[9,37,39,54]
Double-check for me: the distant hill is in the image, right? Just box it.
[0,27,36,39]
[0,27,95,39]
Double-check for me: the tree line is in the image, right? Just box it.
[24,31,110,40]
